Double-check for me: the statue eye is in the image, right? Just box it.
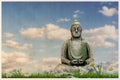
[72,26,76,31]
[77,27,80,30]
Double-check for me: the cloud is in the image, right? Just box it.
[74,10,80,13]
[83,25,118,48]
[57,18,70,22]
[34,57,60,71]
[2,51,32,73]
[19,23,118,48]
[20,23,71,40]
[20,27,45,39]
[73,10,84,19]
[2,50,60,73]
[74,10,84,14]
[99,6,117,17]
[4,40,32,50]
[29,49,46,53]
[73,14,79,18]
[46,23,71,40]
[4,32,14,38]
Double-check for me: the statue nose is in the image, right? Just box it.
[75,29,78,32]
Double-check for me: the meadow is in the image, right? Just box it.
[2,63,118,78]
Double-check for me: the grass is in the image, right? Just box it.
[2,72,118,78]
[73,72,118,78]
[2,63,118,78]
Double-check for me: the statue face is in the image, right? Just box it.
[71,24,82,38]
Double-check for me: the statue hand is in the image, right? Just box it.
[70,59,78,65]
[78,59,84,64]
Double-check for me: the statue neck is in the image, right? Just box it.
[71,37,82,41]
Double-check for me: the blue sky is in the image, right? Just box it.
[2,2,118,72]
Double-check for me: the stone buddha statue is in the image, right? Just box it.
[54,20,94,73]
[61,20,94,66]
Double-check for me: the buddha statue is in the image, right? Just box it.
[61,20,94,66]
[55,20,94,73]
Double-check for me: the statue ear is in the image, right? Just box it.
[70,25,73,32]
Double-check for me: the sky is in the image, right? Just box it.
[2,2,118,73]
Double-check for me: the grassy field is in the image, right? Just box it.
[2,72,118,78]
[2,63,118,78]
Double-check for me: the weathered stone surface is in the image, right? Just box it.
[54,64,80,73]
[54,20,94,76]
[61,20,94,66]
[54,63,93,76]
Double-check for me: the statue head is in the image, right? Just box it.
[70,20,82,39]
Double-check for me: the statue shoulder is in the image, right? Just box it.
[81,40,89,46]
[62,39,71,46]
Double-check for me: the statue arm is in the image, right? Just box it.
[85,43,94,64]
[61,41,71,65]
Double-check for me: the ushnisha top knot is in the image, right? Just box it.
[71,20,81,25]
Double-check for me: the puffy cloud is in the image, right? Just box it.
[4,40,32,50]
[4,32,14,38]
[99,6,117,17]
[2,51,60,73]
[73,14,79,18]
[42,57,60,64]
[73,10,84,19]
[20,27,45,39]
[2,51,32,73]
[57,18,70,22]
[20,23,71,40]
[46,23,71,40]
[29,49,46,53]
[74,10,80,13]
[83,25,118,48]
[19,24,117,48]
[34,57,60,71]
[74,10,84,14]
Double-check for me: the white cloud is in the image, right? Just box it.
[99,6,117,17]
[34,57,60,71]
[2,51,32,73]
[73,10,84,19]
[46,23,71,40]
[57,18,70,22]
[4,32,14,38]
[83,25,118,48]
[4,40,32,50]
[20,24,71,40]
[74,10,80,13]
[19,23,118,48]
[2,51,59,73]
[20,27,45,39]
[29,49,46,53]
[74,10,84,14]
[85,36,115,48]
[73,14,79,18]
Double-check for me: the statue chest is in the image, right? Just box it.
[71,40,81,56]
[68,40,87,59]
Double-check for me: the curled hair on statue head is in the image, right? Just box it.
[70,20,82,32]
